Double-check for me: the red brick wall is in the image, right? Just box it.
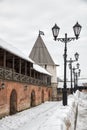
[0,79,52,118]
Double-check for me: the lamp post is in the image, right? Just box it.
[68,52,79,94]
[73,63,80,92]
[75,69,81,90]
[52,22,82,106]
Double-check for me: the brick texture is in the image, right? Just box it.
[0,79,52,118]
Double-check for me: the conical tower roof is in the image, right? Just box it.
[29,35,55,65]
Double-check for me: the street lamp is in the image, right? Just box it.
[73,22,82,39]
[77,63,80,69]
[75,69,81,91]
[73,63,81,92]
[68,52,79,94]
[52,22,82,106]
[78,69,81,77]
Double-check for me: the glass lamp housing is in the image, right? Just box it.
[52,24,60,40]
[73,22,82,39]
[75,52,79,61]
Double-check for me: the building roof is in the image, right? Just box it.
[0,38,51,76]
[0,38,33,63]
[33,64,51,76]
[29,35,56,65]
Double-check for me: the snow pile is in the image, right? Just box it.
[79,91,87,100]
[74,90,80,99]
[76,90,87,130]
[42,95,77,130]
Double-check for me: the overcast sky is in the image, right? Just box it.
[0,0,87,81]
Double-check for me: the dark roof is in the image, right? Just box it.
[29,35,56,65]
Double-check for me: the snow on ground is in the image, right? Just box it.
[76,91,87,130]
[0,96,77,130]
[0,90,86,130]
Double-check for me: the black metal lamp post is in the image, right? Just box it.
[68,52,79,94]
[73,63,80,92]
[52,22,82,106]
[78,69,81,77]
[75,69,81,88]
[73,68,75,91]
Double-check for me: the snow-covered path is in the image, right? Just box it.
[1,91,87,130]
[18,102,61,130]
[0,97,76,130]
[76,92,87,130]
[0,102,62,130]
